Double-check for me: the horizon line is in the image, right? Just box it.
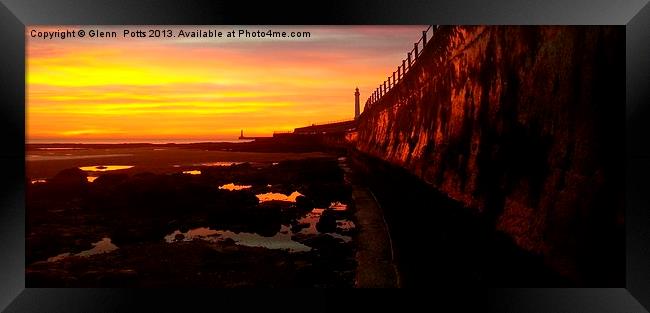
[26,139,251,145]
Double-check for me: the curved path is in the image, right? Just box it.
[338,157,399,288]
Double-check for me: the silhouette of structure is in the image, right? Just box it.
[293,120,357,135]
[248,88,361,138]
[354,87,360,119]
[285,87,361,135]
[238,129,271,140]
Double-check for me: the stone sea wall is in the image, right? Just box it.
[353,26,624,283]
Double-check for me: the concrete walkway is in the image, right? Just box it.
[338,157,399,288]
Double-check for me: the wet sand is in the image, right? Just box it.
[27,146,333,178]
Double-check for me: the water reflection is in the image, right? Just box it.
[256,191,303,202]
[336,220,356,231]
[164,226,311,252]
[46,237,118,262]
[196,162,243,167]
[219,183,252,191]
[296,209,323,235]
[38,147,84,150]
[296,207,354,242]
[329,201,347,211]
[182,170,201,175]
[87,176,98,183]
[79,165,134,172]
[163,201,355,252]
[77,237,118,256]
[31,179,47,184]
[28,154,132,161]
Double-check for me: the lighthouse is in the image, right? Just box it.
[354,87,360,119]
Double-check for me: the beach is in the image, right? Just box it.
[26,144,357,287]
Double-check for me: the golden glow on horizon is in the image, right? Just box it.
[27,26,426,142]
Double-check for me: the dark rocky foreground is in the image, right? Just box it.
[25,134,620,287]
[26,157,357,287]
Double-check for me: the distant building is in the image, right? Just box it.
[239,129,271,140]
[354,87,360,119]
[293,120,357,135]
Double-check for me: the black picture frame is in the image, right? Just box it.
[1,0,649,312]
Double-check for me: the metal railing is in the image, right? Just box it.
[364,25,437,110]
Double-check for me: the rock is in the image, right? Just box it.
[93,174,128,186]
[316,211,337,233]
[291,222,310,233]
[94,269,138,286]
[324,208,348,220]
[295,195,314,210]
[219,238,237,247]
[250,222,282,237]
[51,168,87,185]
[299,234,346,251]
[47,168,89,198]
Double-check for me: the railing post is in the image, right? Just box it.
[366,26,432,109]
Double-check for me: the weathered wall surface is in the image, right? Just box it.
[354,26,624,283]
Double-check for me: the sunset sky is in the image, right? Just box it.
[27,25,426,143]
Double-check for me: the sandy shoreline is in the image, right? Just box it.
[27,146,333,178]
